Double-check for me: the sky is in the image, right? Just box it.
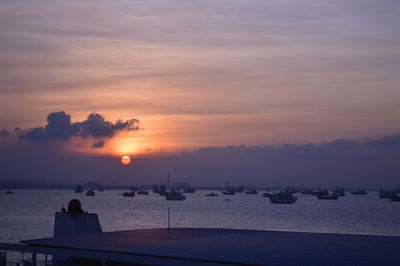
[1,0,400,187]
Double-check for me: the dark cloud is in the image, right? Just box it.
[18,111,139,142]
[0,128,9,136]
[92,140,105,148]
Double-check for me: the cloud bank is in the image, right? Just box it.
[1,132,399,188]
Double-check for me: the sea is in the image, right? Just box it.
[1,189,400,246]
[1,189,400,264]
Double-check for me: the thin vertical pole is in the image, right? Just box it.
[45,254,48,266]
[32,253,37,266]
[168,207,170,229]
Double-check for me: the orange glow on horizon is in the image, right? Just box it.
[120,155,131,165]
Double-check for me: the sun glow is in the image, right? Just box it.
[120,155,131,165]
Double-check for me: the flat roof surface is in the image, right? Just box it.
[22,228,400,265]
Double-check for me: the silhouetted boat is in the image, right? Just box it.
[391,194,400,202]
[313,190,329,196]
[123,191,135,197]
[130,185,139,192]
[379,190,396,198]
[165,191,186,200]
[137,190,149,195]
[318,193,339,200]
[5,190,13,194]
[269,192,297,204]
[98,186,104,192]
[333,188,345,197]
[351,189,367,195]
[223,190,235,195]
[75,184,84,193]
[262,192,272,197]
[86,189,95,197]
[245,189,258,194]
[205,192,218,197]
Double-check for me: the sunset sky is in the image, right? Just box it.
[1,0,400,186]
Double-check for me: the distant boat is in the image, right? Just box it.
[390,194,400,202]
[98,186,105,192]
[130,185,139,192]
[86,189,95,197]
[262,193,272,198]
[75,184,84,193]
[313,190,329,196]
[269,192,297,204]
[205,192,218,197]
[5,190,13,194]
[137,190,149,195]
[222,190,235,195]
[318,193,339,200]
[153,184,167,196]
[379,190,396,199]
[245,189,258,195]
[351,189,367,195]
[165,190,186,201]
[123,191,135,197]
[333,188,345,197]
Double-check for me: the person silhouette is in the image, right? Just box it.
[67,199,85,214]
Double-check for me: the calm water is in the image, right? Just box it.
[1,189,400,244]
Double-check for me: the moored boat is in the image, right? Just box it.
[318,193,339,200]
[165,190,186,200]
[245,189,258,194]
[5,190,13,194]
[379,190,396,199]
[351,189,367,195]
[123,191,135,197]
[137,190,149,195]
[86,189,95,197]
[222,190,235,195]
[75,184,84,193]
[333,188,345,197]
[205,192,218,197]
[269,192,297,204]
[390,194,400,202]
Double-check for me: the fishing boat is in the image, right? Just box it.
[245,189,258,194]
[351,189,367,195]
[123,191,135,197]
[379,190,396,199]
[318,193,339,200]
[5,190,13,194]
[222,190,235,195]
[86,189,95,197]
[74,184,84,193]
[205,192,218,197]
[333,188,345,197]
[391,194,400,202]
[137,190,149,195]
[269,192,297,204]
[165,191,186,201]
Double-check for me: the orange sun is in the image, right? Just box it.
[120,155,132,165]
